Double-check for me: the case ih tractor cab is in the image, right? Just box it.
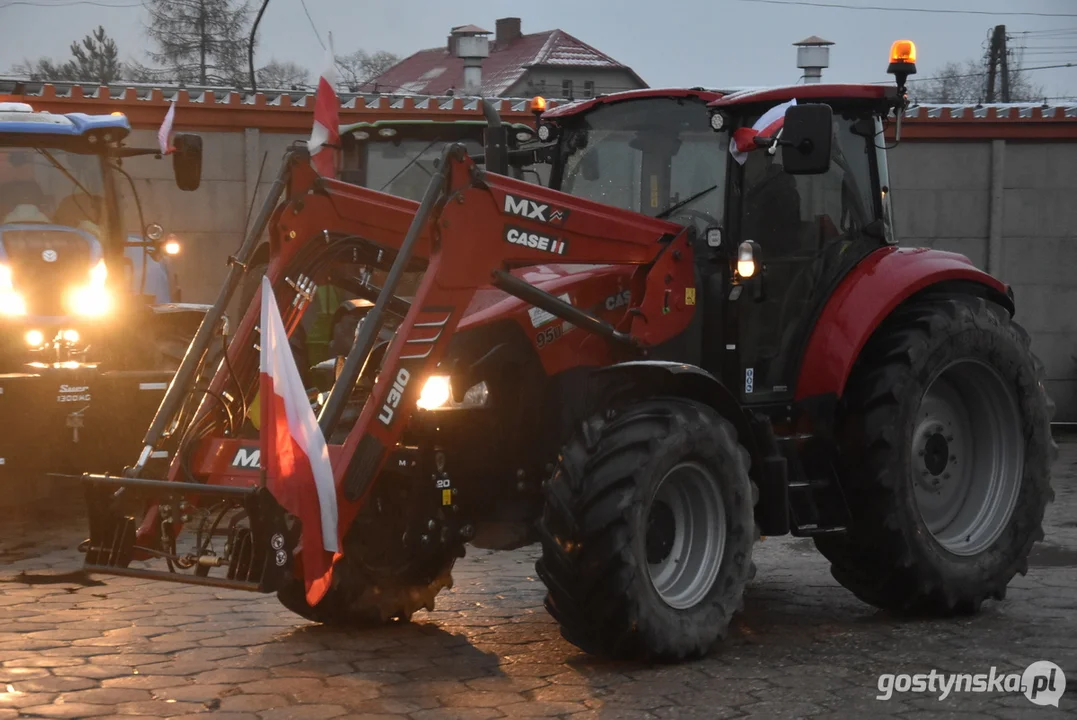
[0,100,208,476]
[82,41,1055,663]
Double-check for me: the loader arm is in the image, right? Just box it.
[82,143,698,592]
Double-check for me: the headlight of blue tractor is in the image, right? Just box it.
[68,259,112,317]
[0,264,26,316]
[416,375,490,411]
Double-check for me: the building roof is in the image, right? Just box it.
[368,28,646,97]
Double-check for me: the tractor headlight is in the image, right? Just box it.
[70,285,112,317]
[0,265,25,316]
[416,375,490,411]
[89,259,107,287]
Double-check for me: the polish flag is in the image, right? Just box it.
[158,101,176,156]
[729,98,797,165]
[259,275,340,605]
[307,32,340,178]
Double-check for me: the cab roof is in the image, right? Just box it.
[0,102,130,140]
[708,83,893,108]
[540,88,727,120]
[540,83,896,122]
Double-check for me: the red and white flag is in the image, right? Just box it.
[259,275,340,605]
[158,101,176,156]
[729,98,797,166]
[308,32,340,178]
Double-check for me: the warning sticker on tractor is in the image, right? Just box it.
[685,288,696,306]
[442,489,453,506]
[529,294,571,327]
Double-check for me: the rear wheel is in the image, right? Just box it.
[537,397,757,662]
[816,294,1056,614]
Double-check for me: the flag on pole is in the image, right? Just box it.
[259,276,340,605]
[157,101,176,156]
[308,32,340,178]
[729,99,797,165]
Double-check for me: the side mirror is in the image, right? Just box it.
[481,99,508,175]
[781,104,833,175]
[172,133,203,191]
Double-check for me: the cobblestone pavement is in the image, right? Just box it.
[1,442,1075,720]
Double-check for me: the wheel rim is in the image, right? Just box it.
[911,359,1024,557]
[645,462,726,610]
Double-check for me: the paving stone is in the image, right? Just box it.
[0,443,1074,720]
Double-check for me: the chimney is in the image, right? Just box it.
[496,17,522,47]
[794,35,834,84]
[451,25,491,94]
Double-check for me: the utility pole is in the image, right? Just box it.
[985,24,1010,103]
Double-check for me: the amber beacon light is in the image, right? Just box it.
[887,40,917,91]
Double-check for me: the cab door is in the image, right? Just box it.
[723,112,884,405]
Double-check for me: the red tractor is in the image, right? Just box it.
[81,42,1056,662]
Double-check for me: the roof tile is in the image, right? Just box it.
[367,28,641,96]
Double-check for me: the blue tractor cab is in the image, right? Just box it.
[0,100,210,477]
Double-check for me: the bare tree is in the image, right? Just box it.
[335,49,399,91]
[142,0,253,86]
[256,60,311,89]
[912,57,1044,104]
[11,26,123,84]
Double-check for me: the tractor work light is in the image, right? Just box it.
[710,112,725,131]
[163,235,181,255]
[62,329,79,343]
[24,329,44,347]
[416,375,490,410]
[378,128,397,138]
[737,241,758,279]
[537,123,554,142]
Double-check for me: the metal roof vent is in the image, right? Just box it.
[794,36,834,84]
[451,25,492,94]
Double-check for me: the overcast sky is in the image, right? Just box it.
[1,0,1075,100]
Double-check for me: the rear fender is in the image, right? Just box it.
[795,247,1012,402]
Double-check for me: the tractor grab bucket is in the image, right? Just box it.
[83,473,297,592]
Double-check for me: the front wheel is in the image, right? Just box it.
[537,397,757,662]
[816,294,1057,614]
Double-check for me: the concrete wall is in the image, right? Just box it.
[117,128,304,303]
[889,139,1077,421]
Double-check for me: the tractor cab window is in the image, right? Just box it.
[558,99,725,236]
[364,138,484,202]
[734,111,880,401]
[0,148,106,234]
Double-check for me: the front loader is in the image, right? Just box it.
[81,40,1056,662]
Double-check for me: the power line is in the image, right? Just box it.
[0,0,142,7]
[297,0,324,50]
[889,61,1077,85]
[734,0,1077,18]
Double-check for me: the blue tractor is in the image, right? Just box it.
[0,100,211,477]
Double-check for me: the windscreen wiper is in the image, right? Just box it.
[377,138,442,193]
[655,183,719,220]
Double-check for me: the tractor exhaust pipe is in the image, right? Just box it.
[134,150,294,474]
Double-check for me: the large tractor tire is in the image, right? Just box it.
[276,482,464,626]
[536,397,757,662]
[815,294,1057,615]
